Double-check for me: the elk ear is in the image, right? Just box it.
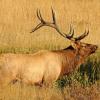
[71,41,81,50]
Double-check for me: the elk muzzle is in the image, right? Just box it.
[91,45,98,53]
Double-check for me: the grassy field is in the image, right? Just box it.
[0,81,100,100]
[0,0,100,100]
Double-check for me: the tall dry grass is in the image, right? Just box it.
[0,0,100,100]
[0,0,100,52]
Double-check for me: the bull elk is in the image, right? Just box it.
[0,9,98,87]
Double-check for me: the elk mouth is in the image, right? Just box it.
[91,45,98,53]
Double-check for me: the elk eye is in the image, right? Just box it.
[82,45,86,48]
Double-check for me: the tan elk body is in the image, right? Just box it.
[0,9,98,86]
[0,49,83,85]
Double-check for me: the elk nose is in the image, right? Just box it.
[94,45,98,50]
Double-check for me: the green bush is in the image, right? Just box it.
[57,56,100,88]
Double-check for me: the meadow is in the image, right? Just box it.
[0,0,100,100]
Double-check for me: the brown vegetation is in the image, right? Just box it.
[0,0,100,51]
[0,81,100,100]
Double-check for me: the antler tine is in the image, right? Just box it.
[37,9,42,21]
[51,8,56,24]
[72,28,74,37]
[30,23,43,33]
[66,25,74,40]
[70,25,74,37]
[75,30,89,41]
[30,9,46,33]
[37,9,46,23]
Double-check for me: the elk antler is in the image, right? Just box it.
[30,8,74,39]
[30,8,89,41]
[74,30,89,41]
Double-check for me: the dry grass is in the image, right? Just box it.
[0,0,100,52]
[0,0,100,100]
[0,81,100,100]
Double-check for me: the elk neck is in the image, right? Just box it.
[58,46,85,76]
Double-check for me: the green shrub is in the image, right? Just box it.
[57,56,100,88]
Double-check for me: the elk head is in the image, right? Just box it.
[30,8,98,58]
